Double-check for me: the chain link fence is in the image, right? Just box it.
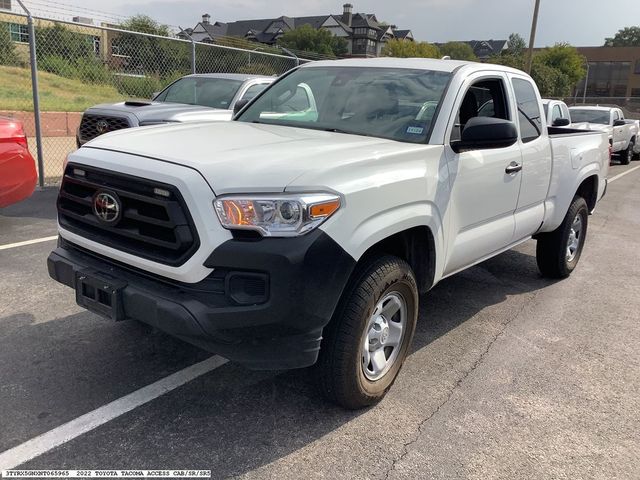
[0,8,308,185]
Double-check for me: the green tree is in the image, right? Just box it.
[115,15,190,75]
[487,48,573,97]
[505,33,527,56]
[381,39,440,58]
[0,23,20,66]
[439,41,476,61]
[119,15,170,36]
[36,23,95,60]
[535,43,586,86]
[604,26,640,46]
[278,24,347,57]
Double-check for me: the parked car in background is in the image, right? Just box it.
[569,106,639,164]
[0,117,37,208]
[77,73,275,147]
[542,99,571,127]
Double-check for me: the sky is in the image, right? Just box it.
[24,0,640,47]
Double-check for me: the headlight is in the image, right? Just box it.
[214,193,341,237]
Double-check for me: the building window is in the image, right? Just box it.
[9,23,28,43]
[354,27,367,35]
[93,36,100,56]
[585,61,631,97]
[0,0,11,11]
[635,59,640,74]
[111,38,122,56]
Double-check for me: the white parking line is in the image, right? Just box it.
[0,236,58,251]
[0,355,228,470]
[608,164,640,183]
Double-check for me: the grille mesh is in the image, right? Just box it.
[57,164,199,266]
[78,114,131,143]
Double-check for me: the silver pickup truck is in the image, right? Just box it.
[76,73,274,147]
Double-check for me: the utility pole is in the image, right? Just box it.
[526,0,541,74]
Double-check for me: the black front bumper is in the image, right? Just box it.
[47,232,355,370]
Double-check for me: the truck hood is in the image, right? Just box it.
[87,101,232,123]
[83,121,431,195]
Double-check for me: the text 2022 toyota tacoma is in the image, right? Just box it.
[48,58,609,409]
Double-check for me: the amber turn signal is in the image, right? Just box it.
[309,199,340,218]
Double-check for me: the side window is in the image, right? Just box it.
[241,83,268,102]
[551,105,562,122]
[451,78,510,142]
[512,78,542,143]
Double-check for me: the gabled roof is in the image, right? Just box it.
[393,29,412,39]
[350,13,381,29]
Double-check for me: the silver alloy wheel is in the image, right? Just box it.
[361,292,407,381]
[566,213,583,262]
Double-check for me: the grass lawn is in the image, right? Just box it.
[0,65,123,112]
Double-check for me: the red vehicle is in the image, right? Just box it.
[0,117,37,208]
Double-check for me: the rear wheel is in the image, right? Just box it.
[536,196,588,278]
[315,255,418,409]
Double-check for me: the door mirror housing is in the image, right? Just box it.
[552,118,570,127]
[451,117,519,153]
[233,99,250,116]
[613,119,626,127]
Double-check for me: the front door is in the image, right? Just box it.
[443,74,522,275]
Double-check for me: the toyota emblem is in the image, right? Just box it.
[96,119,109,134]
[93,191,121,224]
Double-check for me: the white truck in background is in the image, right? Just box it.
[48,58,609,409]
[569,106,639,164]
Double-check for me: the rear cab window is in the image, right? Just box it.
[511,78,543,143]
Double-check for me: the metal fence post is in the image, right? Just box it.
[180,27,196,74]
[16,0,45,187]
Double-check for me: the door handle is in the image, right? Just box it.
[505,162,522,174]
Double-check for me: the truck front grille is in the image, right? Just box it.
[78,114,131,143]
[57,164,199,266]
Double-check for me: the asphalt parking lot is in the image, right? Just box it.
[1,162,639,479]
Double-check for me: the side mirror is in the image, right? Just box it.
[613,119,626,127]
[451,117,519,153]
[552,118,570,127]
[233,98,249,116]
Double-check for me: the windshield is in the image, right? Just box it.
[236,66,452,143]
[570,109,610,125]
[154,77,243,109]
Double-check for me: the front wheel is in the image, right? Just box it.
[620,142,633,165]
[536,196,589,278]
[315,255,418,409]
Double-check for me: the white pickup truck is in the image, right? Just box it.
[48,58,609,409]
[569,105,639,164]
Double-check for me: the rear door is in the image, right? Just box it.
[442,72,522,275]
[508,75,552,240]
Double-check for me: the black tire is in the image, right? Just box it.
[536,196,589,278]
[315,255,418,409]
[620,142,633,165]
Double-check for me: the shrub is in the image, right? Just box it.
[74,57,112,84]
[39,55,76,77]
[237,63,277,76]
[114,75,163,99]
[0,23,21,66]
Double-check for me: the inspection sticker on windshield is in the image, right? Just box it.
[406,126,424,135]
